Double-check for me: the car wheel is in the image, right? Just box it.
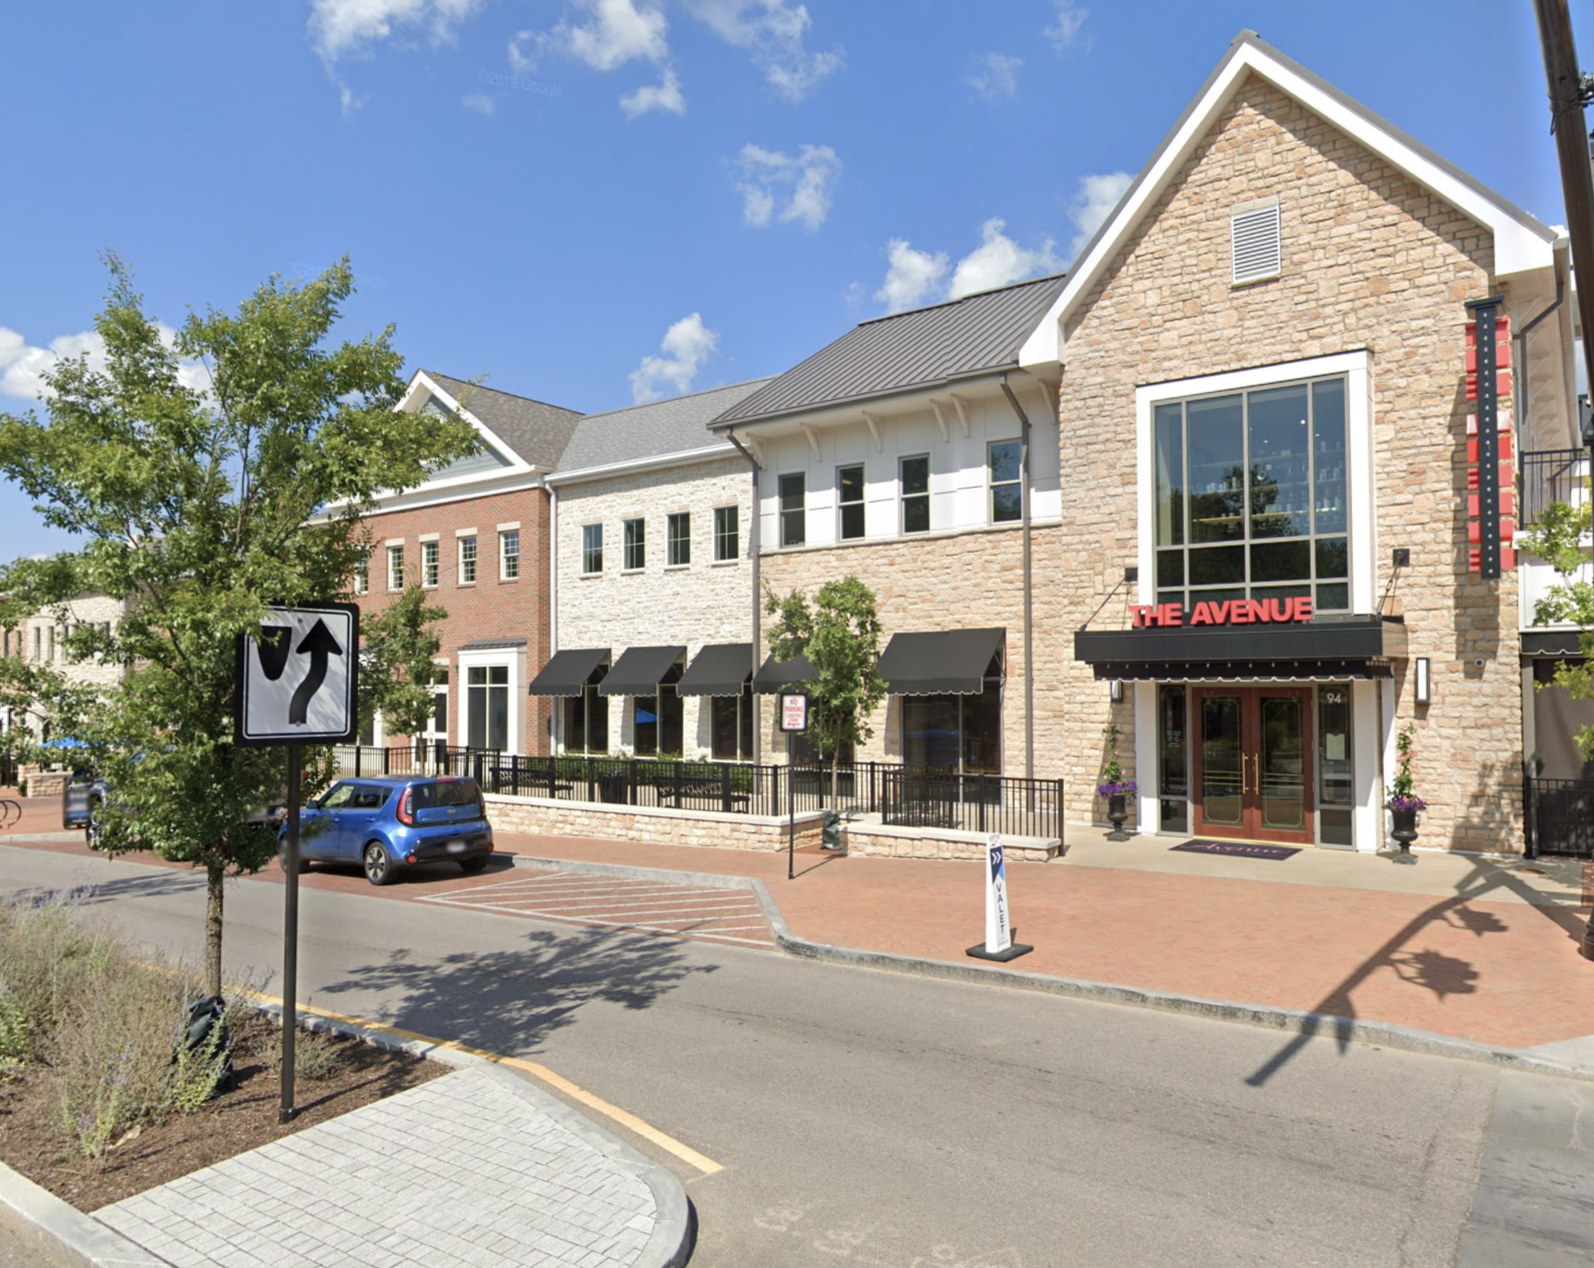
[363,842,395,886]
[279,851,310,875]
[459,857,488,874]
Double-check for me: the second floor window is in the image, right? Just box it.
[667,512,690,566]
[624,517,645,570]
[458,536,477,584]
[500,530,520,581]
[838,464,865,540]
[421,541,439,588]
[990,441,1022,523]
[582,524,603,574]
[387,545,404,590]
[779,473,805,547]
[353,555,369,595]
[714,506,739,561]
[901,455,930,534]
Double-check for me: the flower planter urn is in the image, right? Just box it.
[1107,793,1129,840]
[1390,807,1419,862]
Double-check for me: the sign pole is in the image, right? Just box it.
[280,743,301,1124]
[787,728,795,881]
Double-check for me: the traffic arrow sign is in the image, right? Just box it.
[235,604,359,745]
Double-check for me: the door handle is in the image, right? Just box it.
[1243,754,1255,796]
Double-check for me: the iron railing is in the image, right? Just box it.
[1519,449,1588,528]
[327,746,1065,839]
[1524,776,1594,859]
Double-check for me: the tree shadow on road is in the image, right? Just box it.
[313,925,718,1056]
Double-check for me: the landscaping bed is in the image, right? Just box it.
[0,897,444,1213]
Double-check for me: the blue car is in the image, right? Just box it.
[282,775,494,886]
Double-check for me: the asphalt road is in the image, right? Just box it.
[4,845,1589,1268]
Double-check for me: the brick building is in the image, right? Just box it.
[534,380,769,760]
[351,371,582,756]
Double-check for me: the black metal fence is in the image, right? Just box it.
[1520,449,1587,528]
[328,745,1065,839]
[1524,776,1594,859]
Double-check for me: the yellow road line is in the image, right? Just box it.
[242,987,724,1176]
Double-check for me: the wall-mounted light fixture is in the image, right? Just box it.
[1109,679,1124,704]
[1415,657,1430,705]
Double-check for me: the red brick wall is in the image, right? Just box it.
[352,485,553,754]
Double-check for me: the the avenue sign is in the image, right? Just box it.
[1128,596,1315,629]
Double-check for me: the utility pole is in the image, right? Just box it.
[1531,1,1594,960]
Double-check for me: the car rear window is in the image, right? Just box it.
[409,779,484,812]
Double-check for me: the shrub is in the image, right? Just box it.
[265,1025,344,1082]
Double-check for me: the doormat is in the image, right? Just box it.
[1171,839,1301,861]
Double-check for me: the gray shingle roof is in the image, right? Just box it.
[711,274,1068,428]
[554,378,775,475]
[425,372,584,470]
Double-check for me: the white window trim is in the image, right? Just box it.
[1134,350,1374,615]
[386,545,404,591]
[420,540,440,589]
[499,528,521,581]
[457,647,526,756]
[458,535,478,586]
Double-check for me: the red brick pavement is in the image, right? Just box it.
[6,816,1593,1053]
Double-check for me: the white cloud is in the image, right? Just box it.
[1068,170,1133,257]
[620,66,686,117]
[535,0,669,72]
[461,92,495,115]
[681,0,842,101]
[967,52,1021,100]
[630,313,719,403]
[1043,0,1089,53]
[308,0,487,63]
[874,240,949,313]
[949,218,1062,299]
[734,143,840,230]
[0,325,210,403]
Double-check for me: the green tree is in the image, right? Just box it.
[763,575,888,803]
[358,585,448,751]
[1520,487,1594,759]
[0,257,476,996]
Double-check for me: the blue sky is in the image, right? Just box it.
[1,1,1588,562]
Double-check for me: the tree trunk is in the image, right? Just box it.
[831,726,841,807]
[204,862,225,999]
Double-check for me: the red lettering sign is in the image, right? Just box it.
[1130,598,1314,628]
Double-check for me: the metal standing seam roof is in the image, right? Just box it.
[554,379,775,475]
[710,274,1068,428]
[425,372,584,470]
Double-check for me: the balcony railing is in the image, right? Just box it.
[327,745,1065,839]
[1520,449,1589,528]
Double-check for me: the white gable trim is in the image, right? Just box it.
[404,371,535,478]
[1020,37,1557,372]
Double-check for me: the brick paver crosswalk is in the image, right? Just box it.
[418,870,777,949]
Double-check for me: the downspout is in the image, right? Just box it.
[999,373,1035,782]
[547,483,558,755]
[725,429,762,764]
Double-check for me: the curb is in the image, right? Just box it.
[0,1163,171,1268]
[508,850,1594,1085]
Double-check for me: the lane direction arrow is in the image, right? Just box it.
[288,619,344,725]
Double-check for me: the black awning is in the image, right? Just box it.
[877,628,1005,696]
[678,643,755,696]
[1074,616,1406,681]
[752,652,813,695]
[1522,630,1587,659]
[599,645,686,696]
[527,648,609,697]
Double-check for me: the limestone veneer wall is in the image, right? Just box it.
[486,794,821,851]
[1053,72,1525,849]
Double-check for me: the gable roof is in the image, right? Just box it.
[712,273,1068,429]
[552,378,774,477]
[422,371,583,470]
[1019,30,1561,372]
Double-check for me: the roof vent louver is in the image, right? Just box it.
[1230,200,1281,286]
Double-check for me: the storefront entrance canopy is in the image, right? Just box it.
[752,652,813,694]
[598,645,686,696]
[1074,616,1406,681]
[876,628,1005,696]
[677,643,755,697]
[527,647,609,697]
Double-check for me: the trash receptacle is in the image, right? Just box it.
[821,808,845,852]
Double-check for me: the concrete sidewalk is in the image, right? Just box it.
[489,823,1594,1065]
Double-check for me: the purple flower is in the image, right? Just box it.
[1386,794,1427,813]
[1097,780,1138,799]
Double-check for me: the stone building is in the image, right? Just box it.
[534,381,770,759]
[348,370,582,756]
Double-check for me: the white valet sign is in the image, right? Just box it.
[966,833,1033,962]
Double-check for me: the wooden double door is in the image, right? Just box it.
[1191,686,1314,845]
